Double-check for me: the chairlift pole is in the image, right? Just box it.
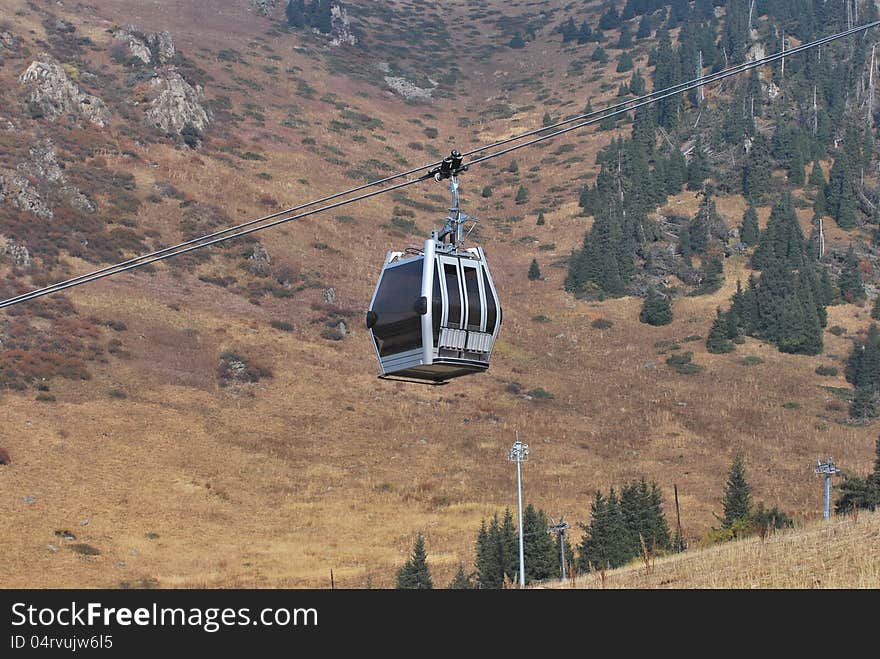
[814,458,841,520]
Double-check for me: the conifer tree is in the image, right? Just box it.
[616,24,633,49]
[871,296,880,321]
[707,308,735,353]
[528,258,541,281]
[499,508,518,583]
[592,46,608,63]
[721,454,752,531]
[475,518,503,588]
[809,160,826,189]
[616,51,634,73]
[640,287,673,326]
[536,212,545,226]
[740,204,760,246]
[515,185,528,204]
[687,136,709,190]
[742,135,773,201]
[447,564,473,589]
[636,14,652,39]
[396,533,433,589]
[522,505,557,583]
[629,69,646,95]
[838,245,866,302]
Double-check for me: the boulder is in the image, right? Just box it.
[251,0,277,17]
[248,243,271,277]
[0,172,53,219]
[112,27,175,65]
[144,72,211,135]
[19,60,111,127]
[3,239,32,269]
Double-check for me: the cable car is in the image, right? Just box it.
[366,152,501,384]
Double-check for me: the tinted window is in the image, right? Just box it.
[444,263,461,327]
[464,266,482,331]
[483,268,498,333]
[432,268,442,345]
[371,259,423,357]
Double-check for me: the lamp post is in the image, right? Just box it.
[508,433,529,589]
[814,458,840,521]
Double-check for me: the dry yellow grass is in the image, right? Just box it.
[542,509,880,589]
[1,0,878,590]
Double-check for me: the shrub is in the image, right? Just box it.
[666,351,703,374]
[591,318,613,330]
[108,388,127,399]
[270,320,294,332]
[782,401,801,409]
[320,327,345,341]
[741,356,764,366]
[815,365,838,376]
[829,325,847,336]
[526,387,554,399]
[0,447,10,465]
[70,543,101,556]
[217,352,272,385]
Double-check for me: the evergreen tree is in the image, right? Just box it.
[616,51,634,73]
[447,564,473,589]
[845,324,880,393]
[560,17,578,43]
[826,127,863,230]
[515,185,528,204]
[396,533,433,589]
[872,296,880,321]
[475,518,503,588]
[742,135,773,202]
[640,287,673,326]
[536,212,545,226]
[707,308,735,353]
[809,160,826,190]
[628,68,646,96]
[499,508,519,583]
[751,194,808,271]
[740,205,760,246]
[592,46,608,63]
[522,505,557,583]
[636,14,652,40]
[285,0,306,28]
[508,160,519,174]
[528,258,541,281]
[509,32,526,49]
[687,136,709,190]
[788,149,805,186]
[598,1,621,30]
[616,24,633,49]
[577,20,593,45]
[838,245,866,302]
[721,454,752,531]
[481,185,493,198]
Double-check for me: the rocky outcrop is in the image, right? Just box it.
[19,139,96,213]
[112,27,176,65]
[1,239,32,269]
[328,4,357,46]
[0,172,53,219]
[383,75,436,100]
[248,243,271,277]
[144,72,211,134]
[19,61,111,127]
[251,0,277,17]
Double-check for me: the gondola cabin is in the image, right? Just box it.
[366,236,501,384]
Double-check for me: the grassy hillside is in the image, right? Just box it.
[1,0,879,589]
[542,509,880,588]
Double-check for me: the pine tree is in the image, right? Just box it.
[740,205,760,246]
[640,287,673,326]
[509,32,526,49]
[536,212,545,226]
[499,508,519,583]
[788,149,805,186]
[636,14,652,40]
[872,296,880,320]
[396,533,433,589]
[707,308,735,353]
[616,24,633,49]
[838,245,866,302]
[515,185,528,204]
[742,135,773,202]
[809,160,827,189]
[508,160,519,174]
[447,564,473,589]
[522,505,557,583]
[592,46,608,63]
[721,454,752,531]
[616,51,634,73]
[687,136,709,190]
[475,518,503,588]
[629,68,646,95]
[528,258,541,281]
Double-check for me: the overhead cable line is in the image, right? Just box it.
[2,20,877,309]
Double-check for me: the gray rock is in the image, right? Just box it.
[323,287,337,304]
[248,243,271,277]
[251,0,277,17]
[3,240,32,269]
[144,72,211,135]
[0,173,53,219]
[155,31,175,63]
[22,495,36,504]
[19,61,111,127]
[328,4,358,46]
[336,320,348,336]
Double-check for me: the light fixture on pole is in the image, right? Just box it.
[814,458,840,521]
[508,432,529,589]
